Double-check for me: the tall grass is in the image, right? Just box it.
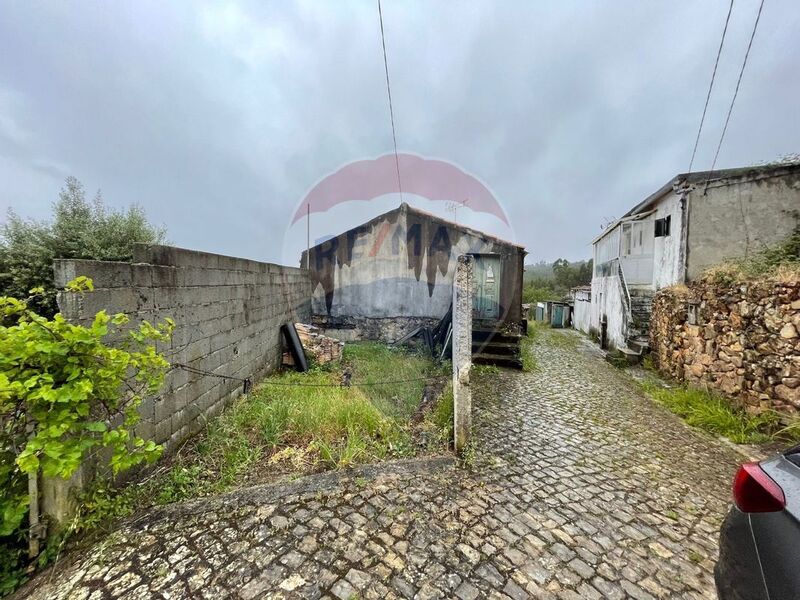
[431,385,454,441]
[130,343,442,506]
[520,323,538,372]
[343,342,445,418]
[641,381,779,444]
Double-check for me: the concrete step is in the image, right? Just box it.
[629,289,655,298]
[473,352,524,369]
[472,341,520,357]
[472,328,522,345]
[627,337,649,353]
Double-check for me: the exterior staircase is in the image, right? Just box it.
[626,288,654,354]
[472,325,523,369]
[616,262,654,363]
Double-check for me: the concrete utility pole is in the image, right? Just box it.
[452,254,474,454]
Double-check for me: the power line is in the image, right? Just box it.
[688,0,735,173]
[706,0,767,186]
[378,0,404,203]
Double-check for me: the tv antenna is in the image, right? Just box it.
[446,198,469,224]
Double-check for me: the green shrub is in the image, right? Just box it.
[0,278,171,593]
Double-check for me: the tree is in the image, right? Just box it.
[0,178,166,316]
[552,258,592,291]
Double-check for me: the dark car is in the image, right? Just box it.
[716,445,800,600]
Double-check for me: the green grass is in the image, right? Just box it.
[342,342,445,418]
[431,385,454,441]
[531,321,579,350]
[120,342,443,507]
[641,381,780,444]
[520,324,538,372]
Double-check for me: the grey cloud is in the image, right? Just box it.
[0,0,798,263]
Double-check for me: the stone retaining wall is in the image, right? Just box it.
[54,244,312,452]
[650,278,800,416]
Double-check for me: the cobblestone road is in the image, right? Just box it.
[23,330,745,599]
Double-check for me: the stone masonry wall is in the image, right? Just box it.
[650,279,800,417]
[54,244,312,452]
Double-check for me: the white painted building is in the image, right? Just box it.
[589,163,800,353]
[570,286,592,335]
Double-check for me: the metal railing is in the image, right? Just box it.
[617,259,632,319]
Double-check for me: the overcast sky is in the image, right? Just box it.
[1,1,798,264]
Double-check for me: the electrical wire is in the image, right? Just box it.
[172,362,449,389]
[378,0,404,203]
[706,0,767,187]
[688,0,735,173]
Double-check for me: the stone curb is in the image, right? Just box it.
[137,455,456,524]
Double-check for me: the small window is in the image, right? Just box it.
[655,215,671,237]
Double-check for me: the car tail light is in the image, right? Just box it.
[733,462,786,513]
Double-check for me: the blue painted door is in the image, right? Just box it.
[551,304,564,328]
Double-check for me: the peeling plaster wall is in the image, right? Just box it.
[590,274,627,350]
[686,173,800,280]
[572,289,592,335]
[302,204,524,339]
[652,191,685,289]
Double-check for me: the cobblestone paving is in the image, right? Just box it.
[22,330,745,599]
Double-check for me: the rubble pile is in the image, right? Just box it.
[283,323,344,366]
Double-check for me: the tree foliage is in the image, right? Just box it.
[0,278,172,584]
[523,258,593,305]
[0,177,166,316]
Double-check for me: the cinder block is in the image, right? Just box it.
[151,266,177,288]
[54,259,134,289]
[154,397,175,423]
[53,260,78,288]
[154,418,172,445]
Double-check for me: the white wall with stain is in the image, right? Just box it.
[302,203,524,323]
[590,273,627,350]
[652,191,685,289]
[571,288,592,335]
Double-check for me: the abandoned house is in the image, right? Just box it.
[584,162,800,354]
[301,202,527,364]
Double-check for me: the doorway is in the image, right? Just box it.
[472,255,502,320]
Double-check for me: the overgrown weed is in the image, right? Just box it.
[128,342,442,507]
[704,227,800,284]
[640,381,780,444]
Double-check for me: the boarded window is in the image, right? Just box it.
[654,215,671,237]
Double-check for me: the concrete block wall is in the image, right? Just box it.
[54,244,311,452]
